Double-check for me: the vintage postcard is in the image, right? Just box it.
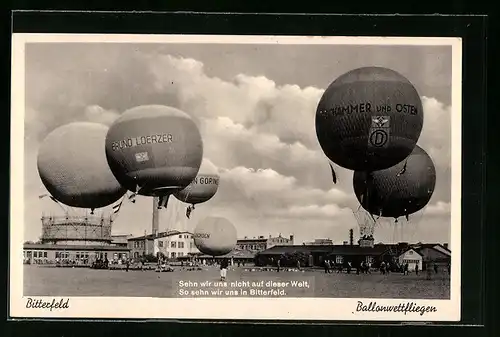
[10,34,462,321]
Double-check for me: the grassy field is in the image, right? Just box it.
[23,264,450,299]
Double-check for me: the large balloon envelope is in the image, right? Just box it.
[174,158,220,205]
[352,144,436,219]
[316,66,424,172]
[105,105,203,197]
[37,122,127,209]
[193,216,237,256]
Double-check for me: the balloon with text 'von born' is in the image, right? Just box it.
[315,67,424,172]
[174,158,220,218]
[352,144,436,222]
[193,216,237,256]
[37,122,127,211]
[105,105,203,204]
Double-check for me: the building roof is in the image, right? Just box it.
[256,245,335,255]
[129,230,192,241]
[237,238,268,243]
[412,243,451,253]
[23,243,130,251]
[399,248,424,257]
[257,244,405,256]
[191,249,256,259]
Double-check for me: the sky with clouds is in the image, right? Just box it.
[22,42,454,247]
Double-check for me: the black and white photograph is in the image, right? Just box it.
[10,34,462,321]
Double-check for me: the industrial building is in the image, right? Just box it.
[23,214,130,265]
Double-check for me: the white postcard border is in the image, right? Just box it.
[10,33,462,321]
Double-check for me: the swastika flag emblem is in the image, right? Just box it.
[135,152,149,163]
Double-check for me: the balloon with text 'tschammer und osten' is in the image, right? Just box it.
[37,122,127,210]
[105,105,203,197]
[174,158,220,205]
[193,217,237,256]
[315,67,424,172]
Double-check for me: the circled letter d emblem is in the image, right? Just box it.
[369,130,388,147]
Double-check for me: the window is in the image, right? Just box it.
[44,252,48,258]
[179,235,182,238]
[178,242,184,249]
[34,251,38,258]
[408,251,413,255]
[178,252,183,257]
[171,241,177,248]
[171,252,176,259]
[190,242,193,249]
[158,241,163,247]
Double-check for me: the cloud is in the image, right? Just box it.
[216,165,352,209]
[272,204,352,219]
[22,48,453,245]
[418,96,452,171]
[425,201,451,216]
[83,105,120,126]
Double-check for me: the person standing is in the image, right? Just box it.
[220,258,229,281]
[426,262,432,280]
[415,263,419,275]
[277,258,281,273]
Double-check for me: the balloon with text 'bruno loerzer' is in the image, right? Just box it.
[105,105,203,209]
[37,122,127,212]
[173,158,220,218]
[193,216,237,256]
[315,66,424,172]
[352,144,436,224]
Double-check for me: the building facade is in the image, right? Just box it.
[398,248,423,271]
[236,234,294,254]
[111,234,133,248]
[256,241,451,270]
[23,243,129,265]
[412,243,451,267]
[153,231,200,259]
[127,230,200,260]
[128,234,155,259]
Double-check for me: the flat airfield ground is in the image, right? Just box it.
[23,265,450,299]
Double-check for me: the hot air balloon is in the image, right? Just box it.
[37,122,127,213]
[352,144,436,222]
[315,66,424,172]
[193,216,237,256]
[105,105,203,208]
[173,159,220,218]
